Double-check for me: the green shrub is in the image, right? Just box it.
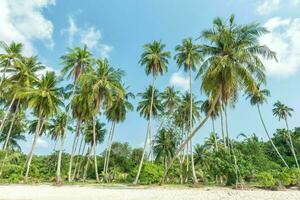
[129,162,163,184]
[255,172,276,188]
[277,169,291,187]
[288,168,300,186]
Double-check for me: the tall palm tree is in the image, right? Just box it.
[153,128,177,170]
[175,38,202,183]
[20,72,63,180]
[48,113,68,184]
[273,101,298,168]
[0,41,23,87]
[79,58,124,182]
[162,15,276,183]
[246,87,289,168]
[61,45,92,182]
[134,40,170,184]
[103,88,134,179]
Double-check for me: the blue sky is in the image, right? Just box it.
[1,0,300,154]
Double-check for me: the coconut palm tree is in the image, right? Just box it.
[103,88,134,180]
[2,56,44,151]
[48,113,68,184]
[246,86,289,168]
[162,15,276,183]
[153,128,177,170]
[200,98,220,137]
[61,45,92,182]
[20,71,63,180]
[273,101,298,168]
[0,41,23,88]
[79,58,124,182]
[134,40,170,184]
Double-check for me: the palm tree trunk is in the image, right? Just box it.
[56,131,67,184]
[284,117,299,168]
[104,122,116,178]
[83,146,91,181]
[220,102,226,149]
[224,104,230,148]
[161,89,221,184]
[68,120,80,182]
[92,116,99,182]
[0,94,16,133]
[24,114,44,180]
[257,105,289,168]
[212,118,215,133]
[72,133,84,179]
[2,99,20,151]
[189,70,198,183]
[103,122,114,177]
[75,142,86,180]
[133,76,156,184]
[53,139,58,152]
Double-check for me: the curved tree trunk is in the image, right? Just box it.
[284,118,299,168]
[24,115,44,181]
[104,122,116,179]
[189,70,198,184]
[2,99,20,150]
[257,105,289,168]
[103,122,114,177]
[0,94,16,133]
[83,146,91,181]
[133,76,156,184]
[75,142,86,180]
[68,120,80,182]
[56,131,67,184]
[92,117,99,182]
[72,133,84,179]
[161,89,221,184]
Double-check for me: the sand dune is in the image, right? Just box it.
[0,185,299,200]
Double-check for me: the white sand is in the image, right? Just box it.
[0,184,299,200]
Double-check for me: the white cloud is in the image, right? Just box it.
[36,137,49,148]
[257,0,280,15]
[260,17,300,77]
[256,0,300,15]
[63,15,113,58]
[0,0,55,56]
[169,72,189,91]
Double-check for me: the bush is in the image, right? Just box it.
[276,169,291,187]
[1,164,22,182]
[129,162,164,184]
[255,172,276,188]
[289,168,300,186]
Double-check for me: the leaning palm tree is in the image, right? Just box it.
[134,40,170,184]
[79,58,124,182]
[0,41,23,87]
[175,38,202,183]
[134,85,164,183]
[162,15,276,183]
[48,113,68,184]
[103,88,134,179]
[273,101,298,168]
[20,71,63,180]
[246,86,289,168]
[61,45,92,182]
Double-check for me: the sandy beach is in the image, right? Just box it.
[0,185,299,200]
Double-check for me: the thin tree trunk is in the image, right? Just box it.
[68,120,80,182]
[105,122,116,177]
[83,147,91,181]
[224,104,230,149]
[92,116,99,182]
[189,70,198,183]
[161,89,221,184]
[56,130,67,184]
[133,76,156,184]
[220,102,226,149]
[284,118,299,168]
[212,118,215,133]
[103,122,114,176]
[24,114,44,180]
[72,133,84,179]
[75,142,86,180]
[257,105,289,168]
[53,139,58,152]
[0,94,16,133]
[2,99,20,150]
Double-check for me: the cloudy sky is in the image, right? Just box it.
[1,0,300,154]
